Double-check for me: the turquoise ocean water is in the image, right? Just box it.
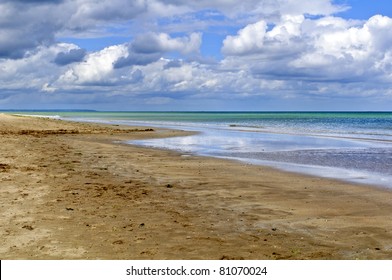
[12,111,392,188]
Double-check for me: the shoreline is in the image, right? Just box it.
[125,122,392,190]
[1,113,392,259]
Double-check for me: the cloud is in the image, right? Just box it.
[129,69,144,84]
[276,0,347,16]
[65,0,148,31]
[1,0,392,110]
[159,0,346,18]
[0,0,341,59]
[221,14,392,86]
[222,15,305,56]
[0,0,148,59]
[51,31,201,91]
[113,52,161,69]
[0,1,67,58]
[132,32,202,54]
[54,48,86,65]
[58,44,128,85]
[163,59,183,69]
[2,0,64,4]
[41,83,57,93]
[222,21,268,55]
[0,0,346,59]
[289,15,392,80]
[0,43,81,98]
[113,32,201,68]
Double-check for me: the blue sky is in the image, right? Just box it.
[336,0,392,19]
[1,0,392,111]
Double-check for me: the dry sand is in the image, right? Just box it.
[0,113,391,260]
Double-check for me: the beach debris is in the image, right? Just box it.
[18,129,80,136]
[0,163,11,172]
[122,224,133,229]
[112,240,124,245]
[166,184,174,188]
[0,127,154,136]
[22,225,34,231]
[220,255,244,260]
[139,223,145,228]
[66,207,74,211]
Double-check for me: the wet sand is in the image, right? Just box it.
[1,113,391,259]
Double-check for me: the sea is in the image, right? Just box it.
[10,111,392,189]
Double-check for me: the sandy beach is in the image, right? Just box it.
[0,113,391,260]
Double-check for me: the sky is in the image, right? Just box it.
[1,0,392,111]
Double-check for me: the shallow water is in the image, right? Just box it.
[129,126,392,188]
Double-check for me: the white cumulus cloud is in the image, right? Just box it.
[222,14,392,86]
[222,21,267,55]
[222,15,305,56]
[58,44,128,85]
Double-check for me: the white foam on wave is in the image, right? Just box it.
[15,114,61,119]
